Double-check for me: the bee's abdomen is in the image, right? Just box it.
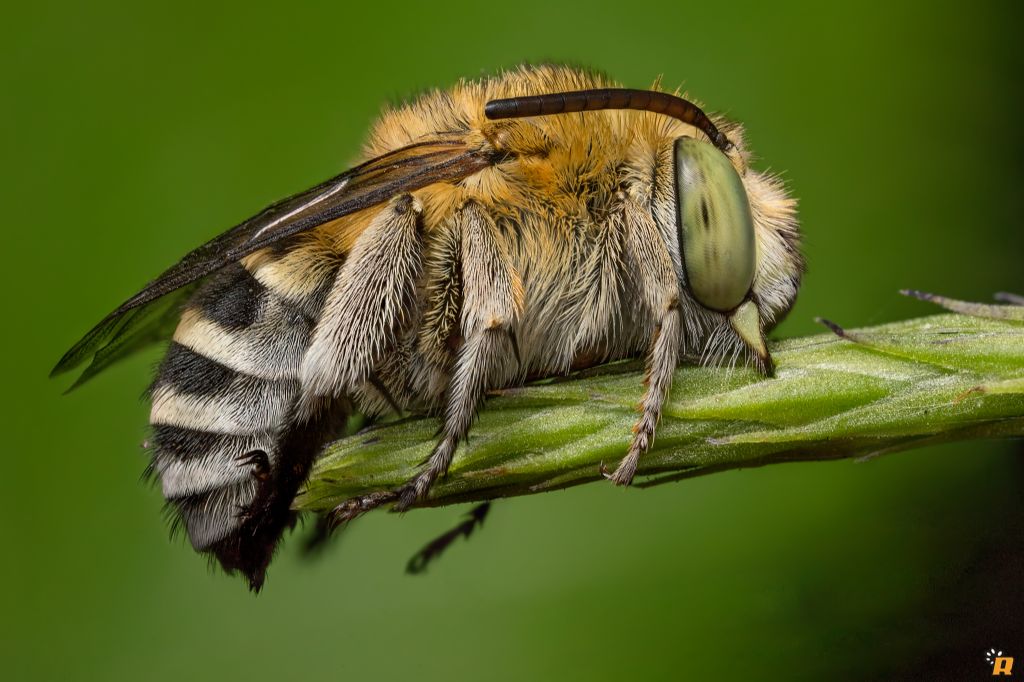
[149,260,330,552]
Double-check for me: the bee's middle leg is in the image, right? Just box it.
[329,200,520,522]
[396,318,513,510]
[396,200,521,510]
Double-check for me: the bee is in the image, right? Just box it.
[53,64,803,590]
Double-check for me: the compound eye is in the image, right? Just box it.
[674,137,756,313]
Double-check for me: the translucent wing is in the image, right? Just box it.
[53,138,497,384]
[58,285,200,392]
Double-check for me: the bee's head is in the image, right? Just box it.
[673,135,803,374]
[484,87,803,373]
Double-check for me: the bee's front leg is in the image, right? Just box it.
[605,198,683,486]
[605,302,681,485]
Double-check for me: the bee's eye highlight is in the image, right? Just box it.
[674,137,757,313]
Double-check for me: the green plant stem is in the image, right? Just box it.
[296,302,1024,515]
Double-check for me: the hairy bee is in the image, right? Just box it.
[53,64,803,590]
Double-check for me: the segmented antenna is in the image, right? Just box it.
[484,88,731,151]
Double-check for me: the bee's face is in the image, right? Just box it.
[672,136,803,372]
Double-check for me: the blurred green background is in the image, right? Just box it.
[4,1,1022,680]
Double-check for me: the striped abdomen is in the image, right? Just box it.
[148,250,338,588]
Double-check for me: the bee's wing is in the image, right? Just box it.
[57,285,201,392]
[53,139,497,384]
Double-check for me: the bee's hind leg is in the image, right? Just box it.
[299,193,423,414]
[301,192,423,527]
[329,489,401,527]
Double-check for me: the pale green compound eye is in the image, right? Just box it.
[674,137,756,313]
